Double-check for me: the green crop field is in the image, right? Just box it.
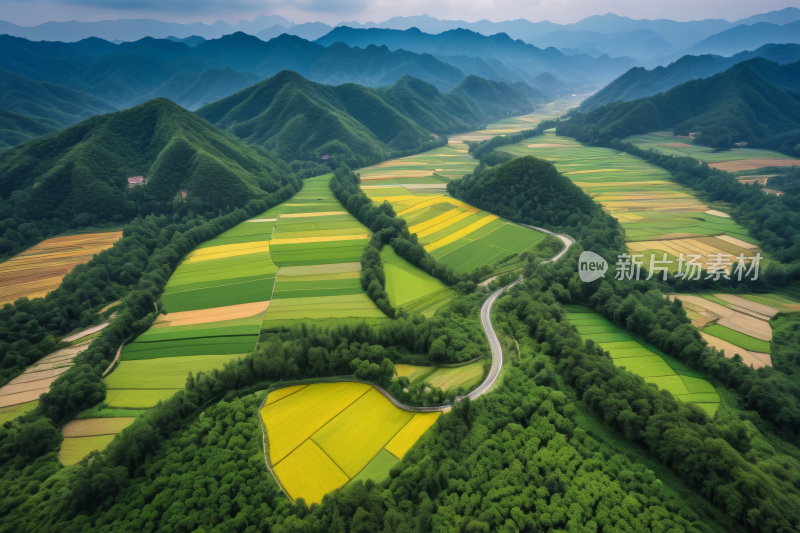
[107,353,249,389]
[498,132,762,266]
[381,247,449,308]
[348,449,399,486]
[625,131,795,164]
[568,308,719,414]
[703,324,772,353]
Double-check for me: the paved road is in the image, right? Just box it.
[261,227,574,413]
[465,228,573,401]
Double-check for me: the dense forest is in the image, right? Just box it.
[564,58,800,154]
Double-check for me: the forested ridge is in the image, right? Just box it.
[564,58,800,154]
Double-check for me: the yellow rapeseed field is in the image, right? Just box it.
[262,382,369,464]
[385,413,441,459]
[265,385,307,406]
[311,388,414,477]
[426,215,499,251]
[184,243,270,263]
[273,440,349,504]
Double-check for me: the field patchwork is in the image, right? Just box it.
[0,231,122,305]
[262,383,441,504]
[671,293,781,368]
[499,132,763,271]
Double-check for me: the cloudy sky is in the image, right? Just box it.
[0,0,793,26]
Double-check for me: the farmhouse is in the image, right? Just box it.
[127,176,146,187]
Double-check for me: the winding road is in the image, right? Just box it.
[465,227,574,402]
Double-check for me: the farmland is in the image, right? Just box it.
[394,361,485,392]
[499,132,763,273]
[0,231,122,305]
[625,131,800,172]
[381,247,454,315]
[260,175,387,327]
[566,305,720,416]
[0,340,90,421]
[262,383,439,504]
[671,293,782,368]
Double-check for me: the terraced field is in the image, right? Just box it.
[566,305,720,416]
[260,175,387,328]
[499,133,763,273]
[625,131,800,172]
[262,383,440,504]
[0,231,122,305]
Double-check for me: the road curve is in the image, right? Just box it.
[261,227,574,412]
[464,227,574,400]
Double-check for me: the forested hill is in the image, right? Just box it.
[196,70,538,168]
[0,108,61,150]
[0,98,296,227]
[447,155,625,259]
[561,58,800,154]
[581,43,800,111]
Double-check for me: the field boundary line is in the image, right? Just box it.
[102,335,134,378]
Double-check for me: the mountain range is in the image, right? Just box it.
[563,57,800,154]
[581,43,800,111]
[196,70,538,167]
[315,27,636,84]
[5,9,800,49]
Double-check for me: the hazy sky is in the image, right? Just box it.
[0,0,794,26]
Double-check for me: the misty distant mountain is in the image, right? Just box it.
[336,9,800,48]
[530,29,673,60]
[582,43,800,111]
[316,26,636,84]
[165,35,206,47]
[652,21,800,67]
[0,32,472,109]
[0,15,294,42]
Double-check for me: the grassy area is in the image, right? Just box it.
[395,361,486,392]
[625,131,795,164]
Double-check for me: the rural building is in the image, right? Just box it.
[127,176,146,187]
[430,133,440,140]
[734,142,748,147]
[320,154,330,160]
[180,190,187,199]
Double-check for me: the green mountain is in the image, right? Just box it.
[582,44,800,111]
[197,70,539,167]
[448,75,537,118]
[0,108,61,151]
[447,155,623,257]
[0,69,119,127]
[562,58,800,153]
[126,68,262,111]
[0,98,293,221]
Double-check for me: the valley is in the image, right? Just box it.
[3,6,800,532]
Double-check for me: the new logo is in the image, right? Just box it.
[579,251,608,282]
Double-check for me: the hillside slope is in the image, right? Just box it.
[563,58,800,153]
[0,98,294,221]
[0,108,61,151]
[196,70,538,167]
[0,69,119,127]
[583,44,800,110]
